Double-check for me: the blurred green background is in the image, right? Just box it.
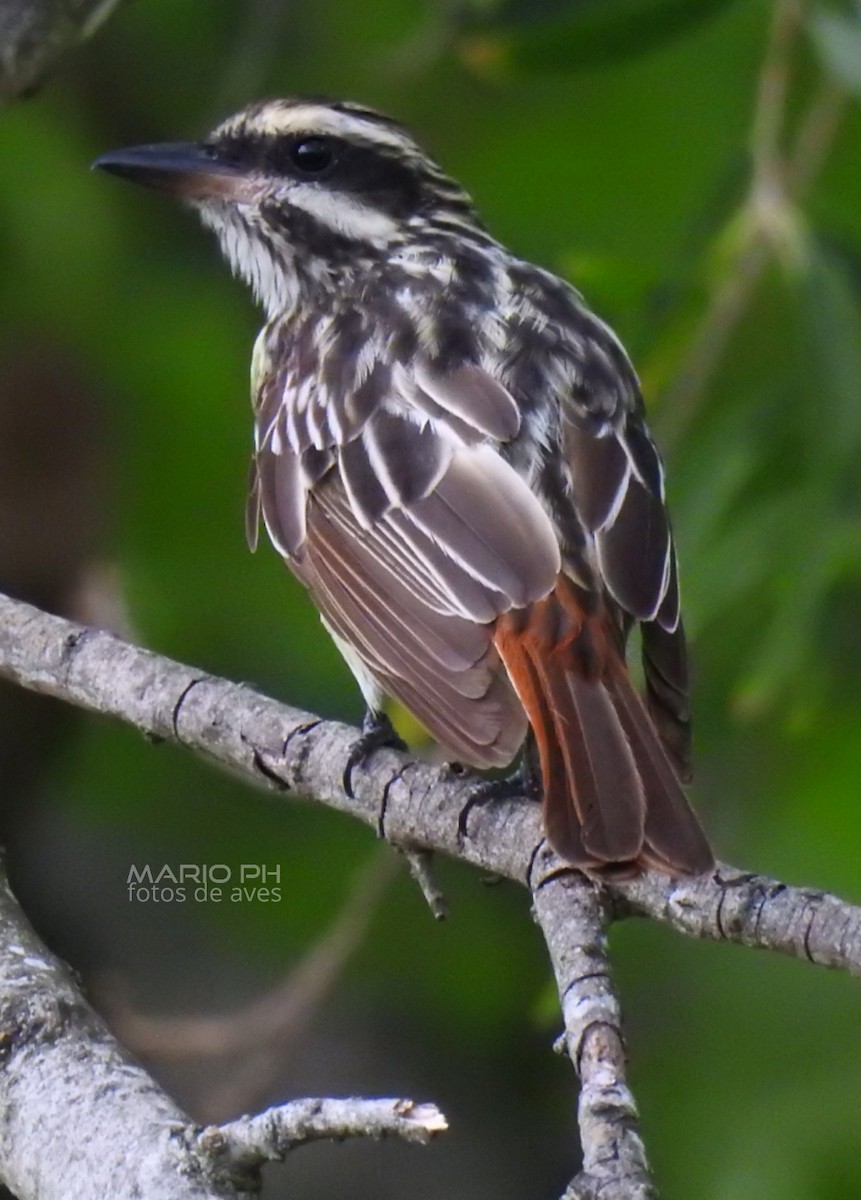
[2,0,861,1197]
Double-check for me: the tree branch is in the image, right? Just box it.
[0,0,125,101]
[3,591,860,971]
[532,869,653,1200]
[2,589,861,1198]
[0,863,221,1200]
[215,1097,448,1165]
[616,865,861,973]
[0,849,446,1199]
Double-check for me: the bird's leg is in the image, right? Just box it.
[343,708,408,798]
[457,734,541,844]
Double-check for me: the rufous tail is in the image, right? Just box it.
[494,577,713,878]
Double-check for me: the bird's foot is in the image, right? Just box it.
[457,757,540,845]
[343,709,407,798]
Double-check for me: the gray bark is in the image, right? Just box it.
[0,858,446,1199]
[2,590,860,1198]
[0,0,123,100]
[0,867,241,1200]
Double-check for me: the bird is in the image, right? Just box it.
[94,97,714,878]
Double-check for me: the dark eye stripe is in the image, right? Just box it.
[211,127,479,227]
[216,131,427,218]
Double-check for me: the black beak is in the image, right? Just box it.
[92,142,246,200]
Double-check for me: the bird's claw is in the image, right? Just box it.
[457,762,539,845]
[343,709,407,798]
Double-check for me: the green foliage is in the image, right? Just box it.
[455,0,739,72]
[811,4,861,94]
[2,0,861,1195]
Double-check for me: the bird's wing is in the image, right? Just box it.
[481,305,707,873]
[536,306,690,780]
[564,407,677,628]
[562,405,689,773]
[248,343,560,767]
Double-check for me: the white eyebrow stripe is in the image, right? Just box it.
[237,104,415,153]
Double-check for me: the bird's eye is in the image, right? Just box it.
[289,137,335,176]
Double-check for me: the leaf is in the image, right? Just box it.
[809,7,861,94]
[683,490,797,639]
[796,237,861,468]
[456,0,738,73]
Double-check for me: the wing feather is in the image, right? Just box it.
[412,362,521,441]
[252,349,559,766]
[564,421,631,533]
[257,443,309,560]
[360,409,452,509]
[595,474,671,622]
[297,479,531,765]
[308,495,489,676]
[245,457,261,552]
[247,303,706,870]
[409,445,560,604]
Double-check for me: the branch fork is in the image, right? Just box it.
[2,590,861,1199]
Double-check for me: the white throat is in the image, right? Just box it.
[198,203,299,317]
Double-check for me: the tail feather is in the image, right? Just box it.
[539,663,644,862]
[494,577,713,877]
[502,643,591,866]
[641,617,692,781]
[604,655,714,874]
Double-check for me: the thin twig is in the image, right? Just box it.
[657,237,772,452]
[657,0,847,452]
[212,1097,448,1165]
[787,81,848,198]
[749,0,802,192]
[399,847,448,920]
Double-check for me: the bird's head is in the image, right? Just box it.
[94,98,483,314]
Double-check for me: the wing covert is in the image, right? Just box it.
[249,343,561,766]
[564,408,678,633]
